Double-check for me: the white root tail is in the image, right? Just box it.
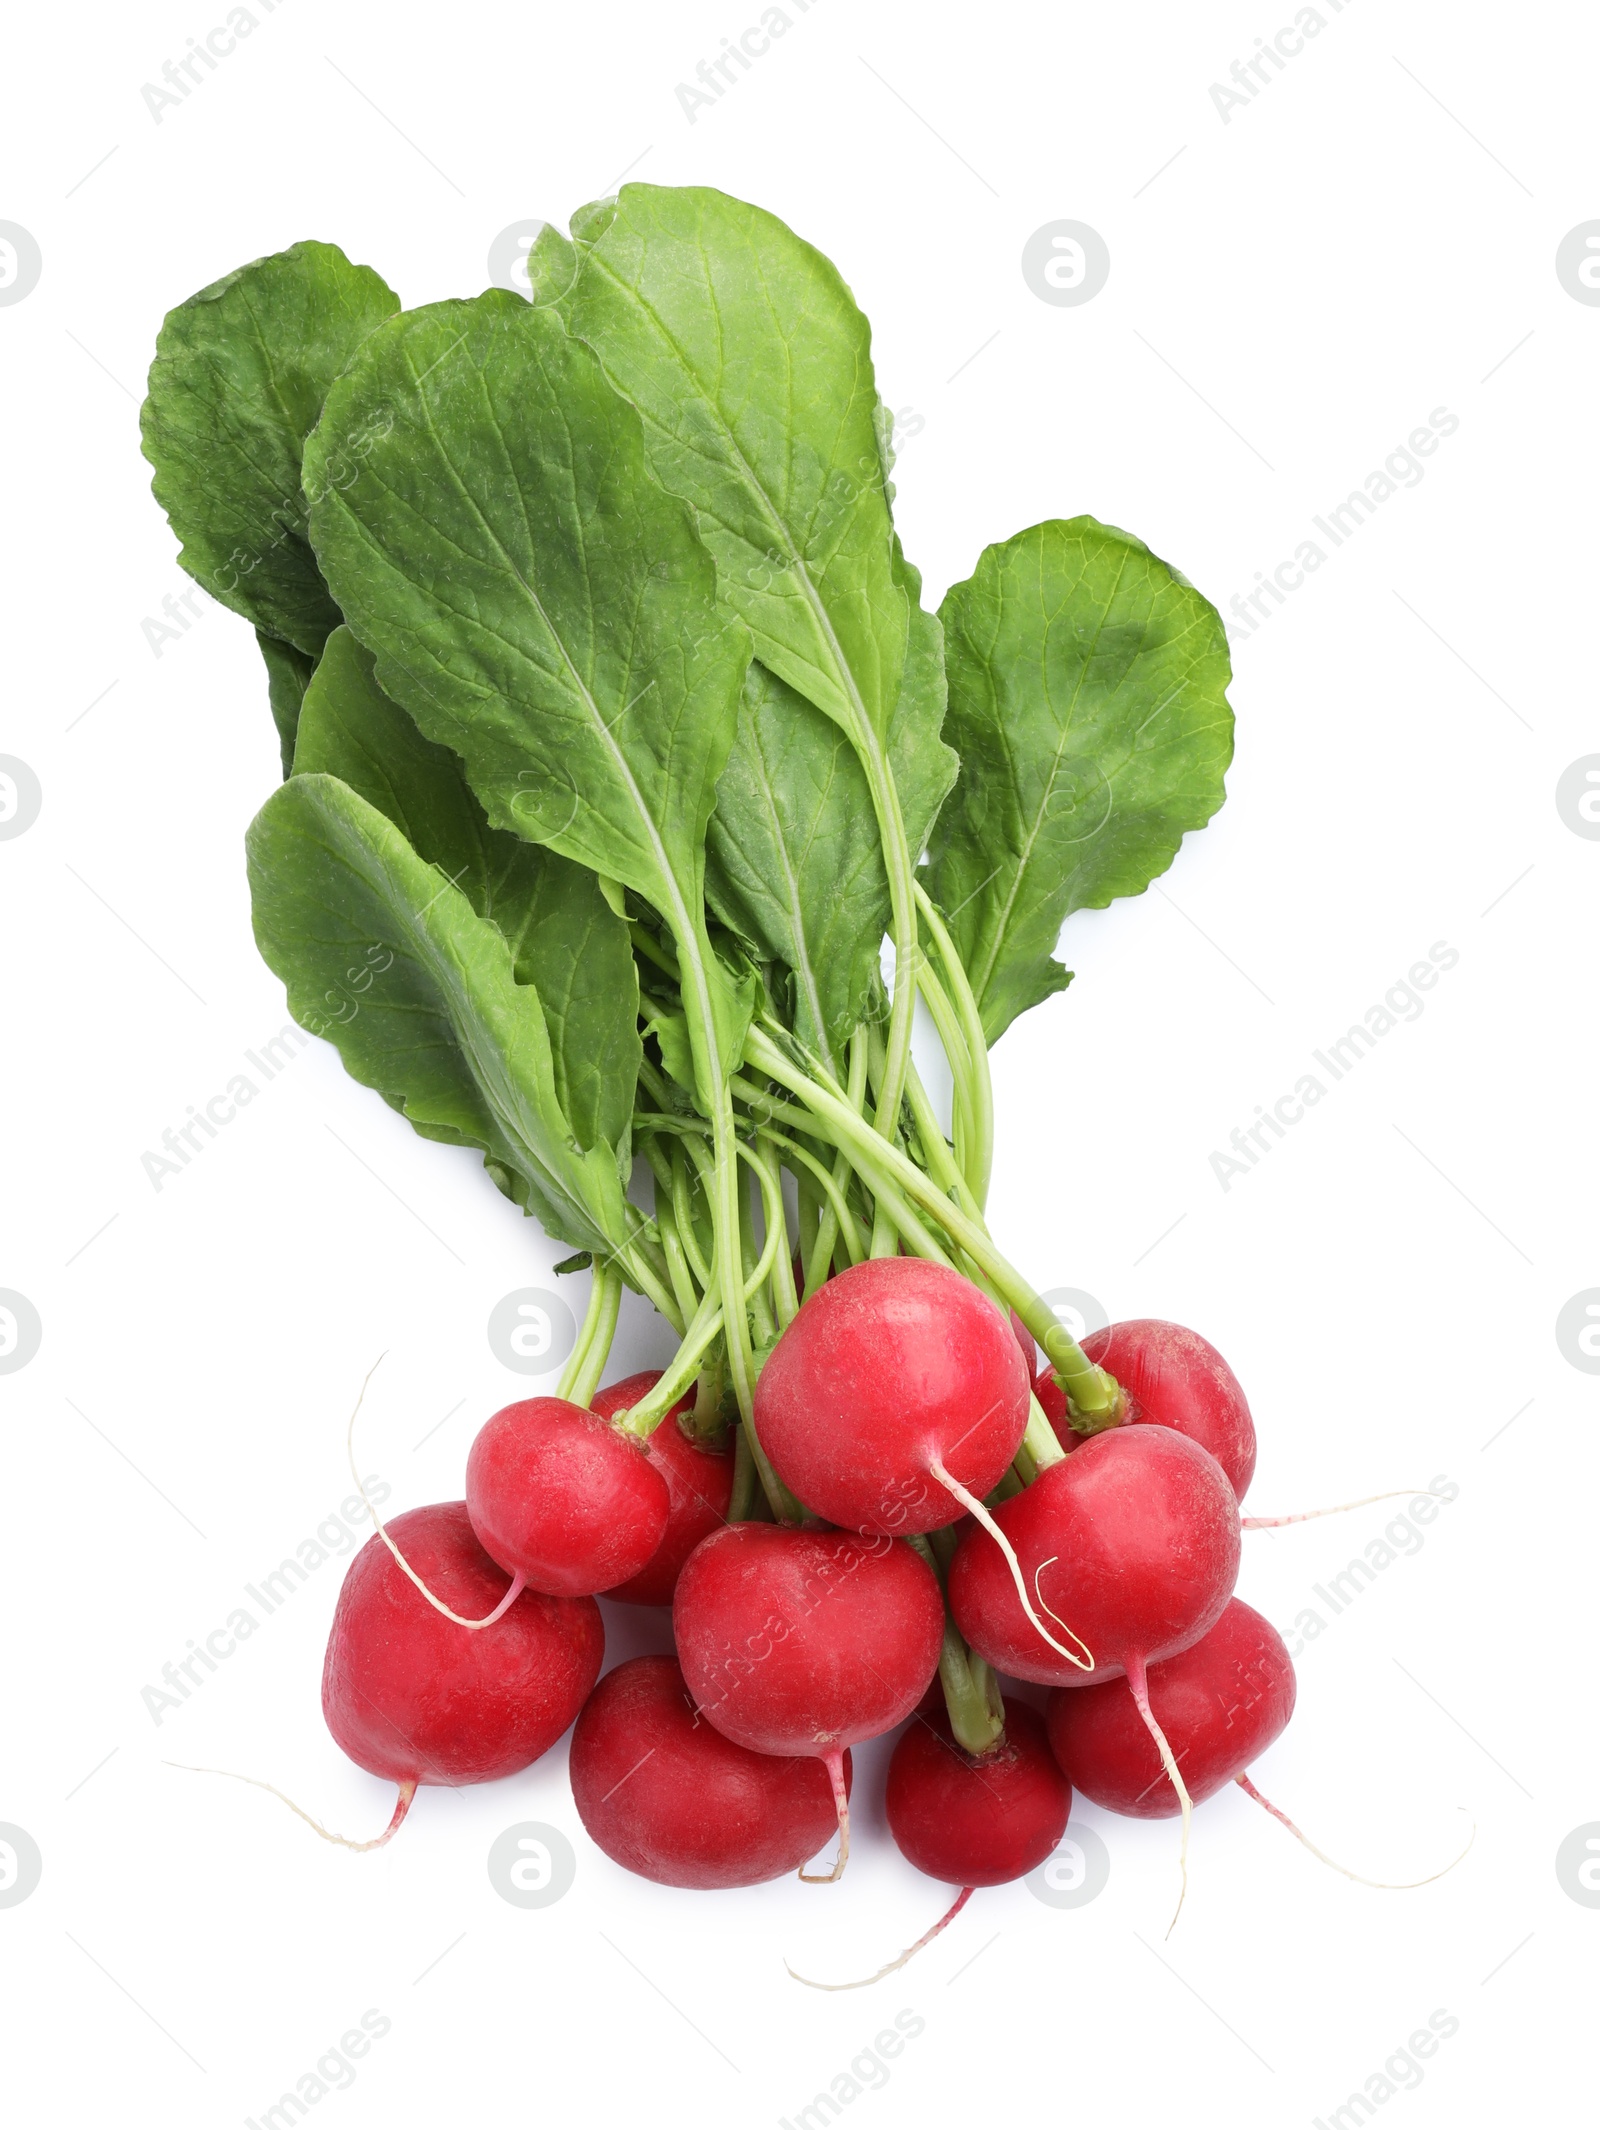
[347,1356,524,1628]
[1242,1487,1444,1531]
[928,1457,1094,1673]
[167,1764,417,1851]
[1235,1773,1475,1887]
[1125,1652,1193,1937]
[799,1750,851,1884]
[786,1885,975,1990]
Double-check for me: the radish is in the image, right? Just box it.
[1047,1599,1471,1890]
[949,1428,1241,1687]
[591,1372,733,1606]
[466,1395,671,1597]
[1063,1320,1257,1499]
[1045,1598,1293,1815]
[754,1258,1031,1536]
[320,1502,603,1839]
[673,1522,944,1879]
[570,1655,849,1887]
[950,1425,1242,1919]
[888,1696,1069,1886]
[790,1696,1070,1989]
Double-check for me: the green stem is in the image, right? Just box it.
[910,959,977,1188]
[907,1533,1005,1754]
[749,1136,798,1329]
[804,1026,869,1295]
[743,1026,1115,1431]
[913,881,995,1207]
[616,1291,725,1436]
[729,1415,756,1521]
[757,1127,865,1270]
[557,1260,621,1407]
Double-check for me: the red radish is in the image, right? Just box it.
[949,1428,1241,1689]
[591,1372,733,1606]
[1046,1600,1472,1891]
[1045,1599,1294,1815]
[950,1426,1242,1921]
[1010,1310,1036,1369]
[673,1522,944,1879]
[889,1697,1070,1885]
[320,1502,603,1837]
[790,1698,1070,1990]
[1071,1320,1257,1500]
[570,1656,850,1887]
[753,1259,1031,1537]
[1033,1366,1069,1436]
[466,1395,670,1597]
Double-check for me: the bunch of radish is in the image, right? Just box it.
[322,1282,1311,1958]
[138,181,1445,1968]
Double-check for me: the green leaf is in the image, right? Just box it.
[292,627,641,1159]
[303,292,751,1095]
[246,772,637,1259]
[562,184,954,792]
[927,516,1235,1045]
[705,545,953,1076]
[255,630,317,777]
[141,241,399,656]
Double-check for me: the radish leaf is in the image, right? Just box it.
[247,773,641,1261]
[928,517,1234,1045]
[292,628,641,1161]
[304,293,753,1095]
[141,241,398,659]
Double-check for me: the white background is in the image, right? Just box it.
[2,1,1594,2123]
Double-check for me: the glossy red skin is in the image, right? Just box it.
[673,1523,945,1757]
[1079,1320,1257,1501]
[322,1503,603,1786]
[465,1395,670,1595]
[753,1259,1031,1535]
[570,1656,851,1887]
[591,1372,733,1606]
[1046,1599,1296,1816]
[1034,1367,1069,1435]
[887,1698,1072,1887]
[949,1428,1242,1687]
